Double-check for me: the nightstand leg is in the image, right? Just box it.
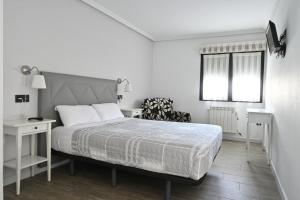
[267,123,272,165]
[47,123,52,182]
[30,134,35,177]
[16,134,22,195]
[246,121,250,162]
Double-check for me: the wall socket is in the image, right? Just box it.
[15,95,30,103]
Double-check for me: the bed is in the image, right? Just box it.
[37,72,222,200]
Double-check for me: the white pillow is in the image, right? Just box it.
[55,105,102,127]
[92,103,124,121]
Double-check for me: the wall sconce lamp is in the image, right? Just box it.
[21,65,46,89]
[117,78,132,101]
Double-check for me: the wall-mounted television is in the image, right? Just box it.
[266,20,280,54]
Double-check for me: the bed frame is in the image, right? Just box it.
[52,150,208,200]
[38,72,218,200]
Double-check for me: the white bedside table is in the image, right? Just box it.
[3,119,56,195]
[121,108,143,118]
[246,108,272,164]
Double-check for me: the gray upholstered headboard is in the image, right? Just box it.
[38,72,118,128]
[37,72,118,157]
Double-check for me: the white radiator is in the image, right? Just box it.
[209,107,239,134]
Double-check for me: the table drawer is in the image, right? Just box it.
[248,113,272,124]
[19,124,48,134]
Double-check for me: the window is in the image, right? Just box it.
[200,51,264,102]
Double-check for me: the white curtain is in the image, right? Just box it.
[203,54,229,101]
[232,52,262,102]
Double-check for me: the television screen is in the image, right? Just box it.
[266,21,280,54]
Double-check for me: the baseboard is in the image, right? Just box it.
[270,160,288,200]
[4,159,69,186]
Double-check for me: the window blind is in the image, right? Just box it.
[232,52,262,102]
[202,54,229,101]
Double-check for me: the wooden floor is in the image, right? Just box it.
[4,141,281,200]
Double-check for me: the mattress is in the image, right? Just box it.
[52,118,222,180]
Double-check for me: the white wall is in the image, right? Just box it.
[152,33,266,141]
[0,0,3,198]
[3,0,153,185]
[266,0,300,199]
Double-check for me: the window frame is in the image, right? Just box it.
[199,51,265,103]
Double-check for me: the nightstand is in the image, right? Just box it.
[3,119,56,195]
[121,108,143,118]
[246,109,272,164]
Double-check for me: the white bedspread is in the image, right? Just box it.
[52,118,222,180]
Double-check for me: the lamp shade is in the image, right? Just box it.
[32,75,46,89]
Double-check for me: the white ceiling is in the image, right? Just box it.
[82,0,279,41]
